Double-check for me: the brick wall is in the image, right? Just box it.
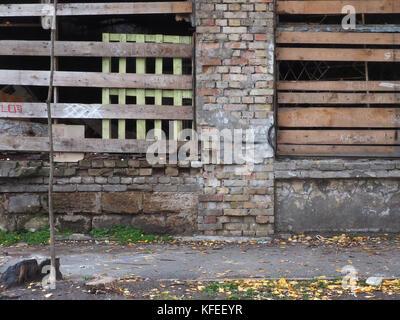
[195,0,276,236]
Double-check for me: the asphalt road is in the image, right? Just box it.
[1,237,399,281]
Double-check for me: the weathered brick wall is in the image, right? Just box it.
[0,159,202,234]
[195,0,276,236]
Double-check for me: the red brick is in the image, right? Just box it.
[224,42,247,49]
[224,58,248,66]
[201,58,222,66]
[202,66,215,73]
[197,89,219,96]
[200,42,220,50]
[254,34,267,41]
[203,19,215,26]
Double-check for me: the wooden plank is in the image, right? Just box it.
[118,34,127,140]
[277,48,400,62]
[173,35,183,141]
[136,34,146,140]
[276,31,400,45]
[102,33,111,140]
[154,34,164,141]
[278,108,400,128]
[278,24,400,34]
[0,103,193,120]
[279,93,400,104]
[277,144,400,157]
[0,2,193,17]
[120,89,192,98]
[183,35,194,132]
[53,124,85,163]
[278,130,400,145]
[278,81,400,92]
[0,70,192,90]
[277,1,400,15]
[0,136,183,153]
[0,40,192,58]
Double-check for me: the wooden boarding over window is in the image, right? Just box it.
[0,136,185,154]
[0,29,194,153]
[101,33,193,142]
[0,2,193,17]
[0,40,193,58]
[277,1,400,14]
[276,0,400,158]
[0,70,192,90]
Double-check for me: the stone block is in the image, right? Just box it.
[102,185,128,192]
[139,168,152,176]
[56,215,91,233]
[143,193,197,214]
[92,215,131,230]
[77,185,102,192]
[102,192,142,214]
[165,167,179,176]
[8,194,41,214]
[224,209,248,216]
[24,216,49,232]
[53,192,100,214]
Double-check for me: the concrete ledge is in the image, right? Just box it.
[173,235,272,243]
[275,159,400,179]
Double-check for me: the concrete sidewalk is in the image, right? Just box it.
[1,237,400,281]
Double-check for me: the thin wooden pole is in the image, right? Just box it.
[45,0,57,290]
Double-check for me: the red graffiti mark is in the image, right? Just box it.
[0,104,23,114]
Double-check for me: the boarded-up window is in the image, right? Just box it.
[0,1,193,154]
[276,0,400,157]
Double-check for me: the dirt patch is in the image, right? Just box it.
[2,278,400,300]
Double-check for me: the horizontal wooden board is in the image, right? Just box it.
[277,1,400,14]
[0,103,193,120]
[0,70,192,90]
[0,41,192,58]
[0,2,192,17]
[278,81,400,92]
[277,144,400,157]
[277,48,400,62]
[276,31,400,45]
[278,108,400,128]
[279,93,400,104]
[0,136,186,153]
[278,24,400,34]
[278,130,400,145]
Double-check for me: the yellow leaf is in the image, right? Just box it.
[278,278,288,288]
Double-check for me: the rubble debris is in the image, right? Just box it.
[0,258,62,289]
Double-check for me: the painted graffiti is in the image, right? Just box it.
[0,104,23,114]
[64,104,102,119]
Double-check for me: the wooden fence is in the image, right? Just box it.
[0,1,193,154]
[276,0,400,157]
[102,33,193,141]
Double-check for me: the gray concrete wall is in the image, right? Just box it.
[275,159,400,233]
